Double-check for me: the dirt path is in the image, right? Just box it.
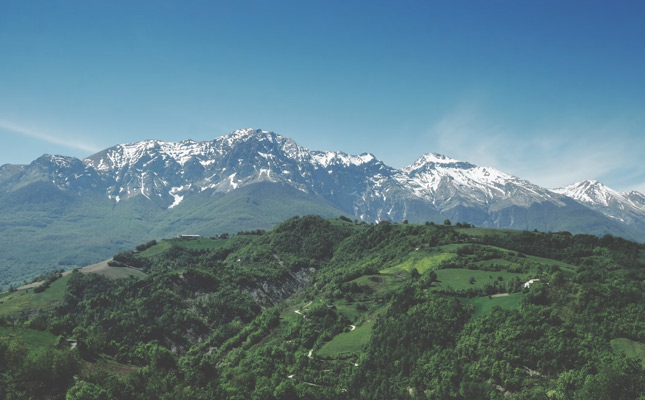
[491,293,509,298]
[15,281,44,291]
[294,301,313,318]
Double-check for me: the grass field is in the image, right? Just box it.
[434,268,526,291]
[79,260,146,280]
[0,274,72,317]
[473,259,518,269]
[82,356,139,377]
[380,252,457,274]
[611,338,645,366]
[463,293,525,318]
[350,273,404,295]
[0,326,58,348]
[525,255,578,274]
[317,319,376,358]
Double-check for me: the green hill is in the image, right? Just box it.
[1,217,644,399]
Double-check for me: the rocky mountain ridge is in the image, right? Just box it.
[2,128,643,236]
[0,128,643,288]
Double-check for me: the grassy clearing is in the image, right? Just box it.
[328,218,363,229]
[79,260,146,280]
[474,259,517,269]
[435,244,465,252]
[611,338,645,367]
[350,274,404,295]
[434,268,525,291]
[317,319,376,358]
[463,293,525,318]
[525,255,578,271]
[380,252,457,274]
[0,326,58,348]
[0,275,72,317]
[82,356,139,377]
[334,303,362,323]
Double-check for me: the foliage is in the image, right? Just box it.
[1,217,644,399]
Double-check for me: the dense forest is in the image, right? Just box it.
[1,216,644,399]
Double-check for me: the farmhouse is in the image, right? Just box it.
[179,234,201,239]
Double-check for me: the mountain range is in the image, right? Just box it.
[0,128,643,287]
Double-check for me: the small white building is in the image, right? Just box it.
[523,278,540,288]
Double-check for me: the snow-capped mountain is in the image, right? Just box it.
[3,128,642,233]
[396,153,564,211]
[1,128,643,288]
[82,129,396,214]
[70,129,575,224]
[554,180,645,226]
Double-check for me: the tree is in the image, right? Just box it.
[66,380,108,400]
[443,219,452,226]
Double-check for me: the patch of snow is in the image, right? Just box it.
[229,173,238,189]
[168,186,186,209]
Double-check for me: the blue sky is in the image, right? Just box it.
[1,0,643,192]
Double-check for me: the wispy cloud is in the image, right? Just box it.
[429,102,644,191]
[0,118,100,153]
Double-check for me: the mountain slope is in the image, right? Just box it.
[554,180,645,225]
[2,218,643,398]
[0,128,643,288]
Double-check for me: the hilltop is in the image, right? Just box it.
[1,217,644,399]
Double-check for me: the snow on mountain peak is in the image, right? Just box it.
[419,153,459,164]
[404,153,477,172]
[553,180,645,221]
[395,151,555,207]
[311,151,376,168]
[553,180,618,207]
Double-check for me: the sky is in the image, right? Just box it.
[0,0,643,193]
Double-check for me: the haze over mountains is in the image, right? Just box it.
[0,128,643,287]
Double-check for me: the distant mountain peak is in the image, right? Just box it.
[554,180,645,223]
[405,153,478,172]
[554,180,619,207]
[2,128,644,243]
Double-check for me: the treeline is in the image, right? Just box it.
[481,230,643,268]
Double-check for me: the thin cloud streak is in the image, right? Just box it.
[0,118,100,153]
[429,103,643,191]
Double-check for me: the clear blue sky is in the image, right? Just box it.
[1,0,643,192]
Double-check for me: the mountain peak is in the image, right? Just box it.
[34,154,82,169]
[231,128,272,136]
[554,180,645,216]
[422,152,458,162]
[227,128,276,142]
[553,180,618,206]
[405,153,477,173]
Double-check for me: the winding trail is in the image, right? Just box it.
[294,301,313,318]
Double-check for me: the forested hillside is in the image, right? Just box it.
[1,216,644,399]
